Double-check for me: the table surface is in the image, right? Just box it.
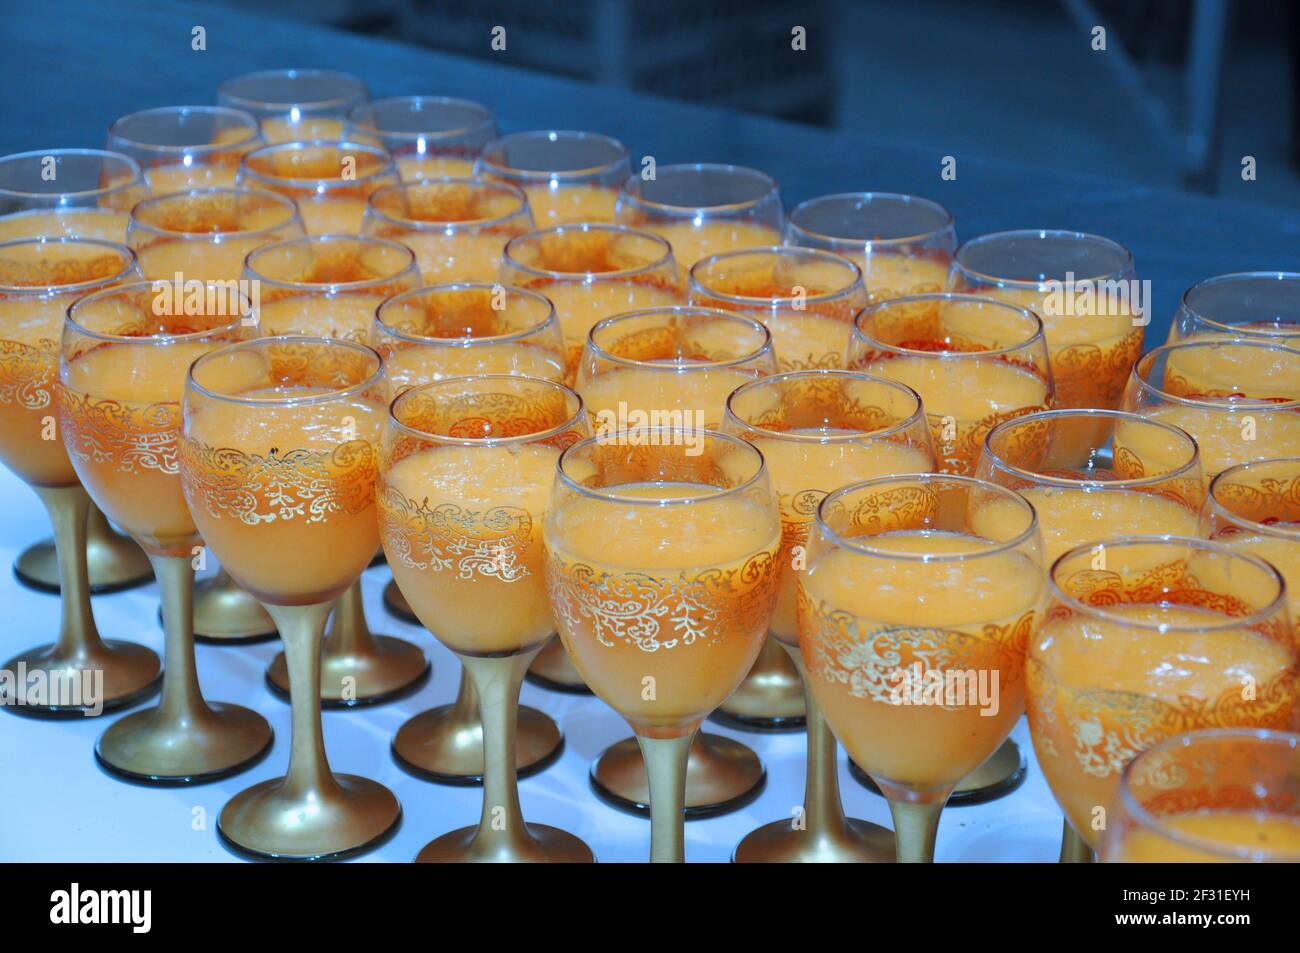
[0,0,1297,863]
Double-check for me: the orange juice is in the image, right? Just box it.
[1219,529,1300,626]
[258,294,387,342]
[580,364,756,429]
[763,310,852,371]
[0,296,80,486]
[395,154,477,181]
[1111,811,1300,862]
[258,116,347,145]
[1126,404,1300,478]
[0,209,130,243]
[530,280,683,377]
[523,184,619,225]
[859,253,949,301]
[646,220,779,271]
[383,342,565,394]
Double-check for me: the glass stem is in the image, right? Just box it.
[888,799,945,863]
[263,601,336,798]
[780,642,846,838]
[460,650,534,853]
[636,728,696,863]
[1059,820,1096,863]
[323,580,371,654]
[149,552,208,722]
[35,484,101,659]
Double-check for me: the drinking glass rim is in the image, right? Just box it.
[851,292,1047,360]
[128,187,302,241]
[0,237,138,295]
[815,473,1040,563]
[186,334,383,407]
[724,368,927,444]
[1129,340,1300,411]
[786,191,955,247]
[1117,727,1300,863]
[688,245,864,308]
[556,427,768,506]
[347,95,495,142]
[952,228,1134,287]
[242,233,417,293]
[477,130,629,180]
[981,408,1203,490]
[1179,271,1300,339]
[1047,533,1289,631]
[502,223,675,280]
[586,306,773,372]
[375,282,558,348]
[1206,456,1300,540]
[238,139,396,189]
[365,177,529,230]
[0,148,144,203]
[107,105,262,155]
[388,373,584,447]
[66,278,250,344]
[616,163,780,216]
[217,68,367,113]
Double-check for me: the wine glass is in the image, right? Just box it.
[475,130,630,225]
[801,473,1045,862]
[1169,272,1300,345]
[724,369,936,862]
[372,282,568,783]
[0,238,160,715]
[244,234,426,705]
[0,150,153,594]
[1203,457,1300,626]
[217,68,368,144]
[1120,340,1300,479]
[107,105,263,195]
[545,428,783,861]
[1028,536,1299,854]
[346,95,496,181]
[361,178,533,283]
[976,407,1206,860]
[236,140,399,235]
[380,375,593,862]
[181,335,400,859]
[613,163,783,271]
[848,292,1054,474]
[784,192,955,303]
[59,279,272,779]
[576,306,780,815]
[688,246,866,371]
[1104,728,1300,862]
[501,223,683,385]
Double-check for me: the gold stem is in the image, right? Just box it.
[779,641,847,837]
[34,484,102,658]
[323,580,372,654]
[888,799,945,863]
[1059,820,1096,863]
[460,650,535,852]
[636,729,695,863]
[149,552,208,721]
[263,601,337,798]
[452,665,478,720]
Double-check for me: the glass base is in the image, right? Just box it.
[265,634,430,708]
[392,702,563,784]
[733,815,896,863]
[590,732,765,819]
[415,822,594,863]
[849,739,1027,806]
[191,575,278,644]
[13,529,152,596]
[1,640,161,718]
[94,702,272,785]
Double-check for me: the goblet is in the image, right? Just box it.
[181,336,400,859]
[501,223,683,384]
[784,192,955,303]
[578,307,781,812]
[1027,536,1299,854]
[246,234,426,705]
[1104,728,1300,862]
[688,246,866,371]
[0,149,153,593]
[1168,272,1300,345]
[1203,457,1300,626]
[60,278,271,780]
[381,376,593,861]
[800,474,1045,862]
[475,130,630,225]
[545,428,783,861]
[1120,340,1300,479]
[613,163,783,271]
[849,292,1054,474]
[361,178,533,283]
[372,283,567,781]
[346,95,496,181]
[107,105,263,195]
[975,408,1206,858]
[236,140,398,235]
[725,369,936,862]
[217,68,368,145]
[0,238,160,715]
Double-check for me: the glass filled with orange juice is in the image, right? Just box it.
[0,148,147,243]
[1168,272,1300,345]
[218,68,367,145]
[347,95,495,181]
[236,140,398,235]
[476,130,629,225]
[107,106,263,195]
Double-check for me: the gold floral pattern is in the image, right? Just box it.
[379,488,534,582]
[57,386,179,475]
[0,339,55,410]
